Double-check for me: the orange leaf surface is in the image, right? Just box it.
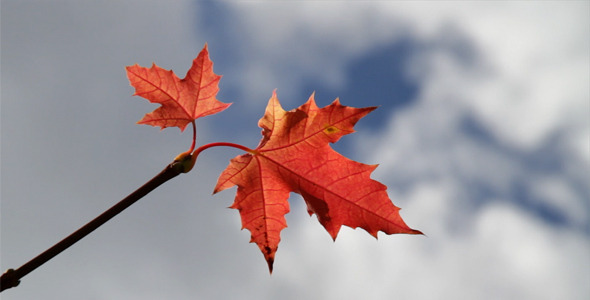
[214,91,422,272]
[126,44,230,131]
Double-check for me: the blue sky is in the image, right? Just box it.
[2,1,589,299]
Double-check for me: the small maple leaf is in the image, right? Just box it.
[126,44,230,131]
[214,91,422,272]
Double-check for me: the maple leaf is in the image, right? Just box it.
[126,44,230,131]
[213,91,422,272]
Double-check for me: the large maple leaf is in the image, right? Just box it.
[126,44,230,131]
[214,91,422,272]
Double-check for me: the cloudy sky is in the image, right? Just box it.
[1,1,588,299]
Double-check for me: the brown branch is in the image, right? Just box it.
[1,160,186,292]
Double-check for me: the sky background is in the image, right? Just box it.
[1,1,589,299]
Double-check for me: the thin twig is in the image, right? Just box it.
[1,160,185,292]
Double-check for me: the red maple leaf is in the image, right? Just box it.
[126,44,230,132]
[213,91,422,272]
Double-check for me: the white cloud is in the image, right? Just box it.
[274,194,590,299]
[473,203,590,299]
[405,2,589,153]
[224,1,589,153]
[353,2,589,299]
